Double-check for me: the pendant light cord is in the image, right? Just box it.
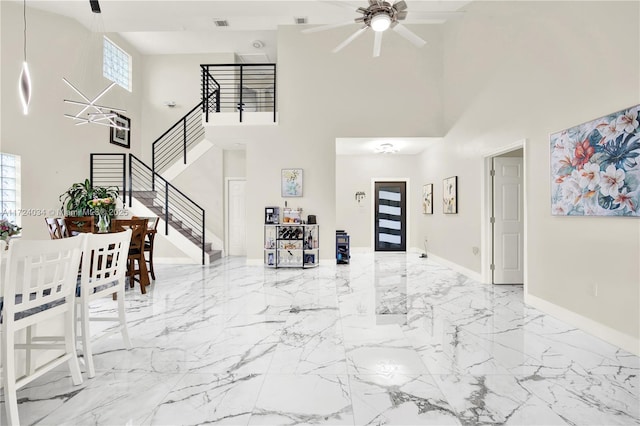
[23,0,27,61]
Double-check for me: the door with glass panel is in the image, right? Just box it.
[374,181,406,251]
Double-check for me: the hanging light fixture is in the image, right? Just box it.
[374,143,398,154]
[62,0,128,130]
[18,0,32,115]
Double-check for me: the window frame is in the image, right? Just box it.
[0,153,22,227]
[103,36,132,92]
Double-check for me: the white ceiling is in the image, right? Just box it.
[25,0,470,60]
[336,137,440,155]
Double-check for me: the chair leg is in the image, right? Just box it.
[26,325,34,375]
[148,247,156,281]
[3,330,20,425]
[138,258,147,294]
[128,258,135,289]
[117,280,132,348]
[65,308,83,385]
[79,302,95,379]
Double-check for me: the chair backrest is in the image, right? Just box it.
[112,218,148,252]
[44,217,65,239]
[57,217,70,238]
[79,230,132,297]
[132,216,159,232]
[64,216,95,236]
[2,235,85,325]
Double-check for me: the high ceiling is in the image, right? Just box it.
[25,0,470,60]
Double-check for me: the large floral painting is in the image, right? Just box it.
[550,105,640,216]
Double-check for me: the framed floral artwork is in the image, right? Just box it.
[443,176,457,214]
[550,105,640,216]
[282,168,303,197]
[422,183,433,214]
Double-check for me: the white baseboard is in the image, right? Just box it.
[526,293,640,356]
[246,258,263,266]
[426,252,483,282]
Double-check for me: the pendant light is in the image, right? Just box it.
[62,0,128,130]
[19,0,32,115]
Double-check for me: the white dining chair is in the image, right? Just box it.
[76,229,132,378]
[1,235,85,425]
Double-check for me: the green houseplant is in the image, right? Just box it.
[59,179,119,218]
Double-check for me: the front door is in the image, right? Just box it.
[374,181,406,251]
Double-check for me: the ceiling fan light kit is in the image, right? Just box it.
[303,0,430,57]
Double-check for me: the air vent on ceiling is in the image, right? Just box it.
[294,16,308,25]
[214,19,229,27]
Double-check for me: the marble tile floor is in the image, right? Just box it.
[1,253,638,425]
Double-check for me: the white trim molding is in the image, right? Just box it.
[526,293,640,356]
[426,252,483,282]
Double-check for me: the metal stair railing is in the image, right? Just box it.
[201,63,276,123]
[129,154,206,265]
[152,89,219,177]
[90,153,127,202]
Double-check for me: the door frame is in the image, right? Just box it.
[224,177,246,256]
[370,178,410,251]
[481,140,527,291]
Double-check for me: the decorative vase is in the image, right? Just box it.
[97,213,110,233]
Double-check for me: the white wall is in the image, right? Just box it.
[0,3,142,239]
[224,149,246,178]
[336,154,418,249]
[140,52,235,162]
[230,24,444,261]
[415,1,639,348]
[171,145,224,241]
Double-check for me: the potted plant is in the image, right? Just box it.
[0,218,21,243]
[59,179,119,222]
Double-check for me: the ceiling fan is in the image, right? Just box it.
[303,0,460,57]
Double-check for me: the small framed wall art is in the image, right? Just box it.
[443,176,458,214]
[109,112,131,148]
[422,183,433,214]
[282,168,303,197]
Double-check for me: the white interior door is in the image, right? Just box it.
[493,157,524,284]
[227,179,246,256]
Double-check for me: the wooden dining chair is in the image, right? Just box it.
[45,217,64,239]
[112,218,149,294]
[64,216,95,236]
[132,216,159,281]
[76,229,132,378]
[1,235,85,425]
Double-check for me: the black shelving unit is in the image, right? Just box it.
[336,230,350,264]
[264,224,319,268]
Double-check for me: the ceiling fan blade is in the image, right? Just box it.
[373,31,383,57]
[302,21,355,34]
[333,27,368,53]
[392,23,427,47]
[393,0,407,12]
[396,11,407,20]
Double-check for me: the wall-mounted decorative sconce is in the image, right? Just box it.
[355,191,366,203]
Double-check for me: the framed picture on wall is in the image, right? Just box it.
[422,183,433,214]
[443,176,458,214]
[282,168,303,197]
[109,112,131,149]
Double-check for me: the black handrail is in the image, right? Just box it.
[151,89,219,178]
[89,153,126,202]
[129,153,206,265]
[200,63,276,123]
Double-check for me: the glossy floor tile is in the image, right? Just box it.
[1,253,638,425]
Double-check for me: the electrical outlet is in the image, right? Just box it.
[472,247,480,255]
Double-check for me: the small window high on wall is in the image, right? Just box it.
[1,153,21,226]
[103,37,131,91]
